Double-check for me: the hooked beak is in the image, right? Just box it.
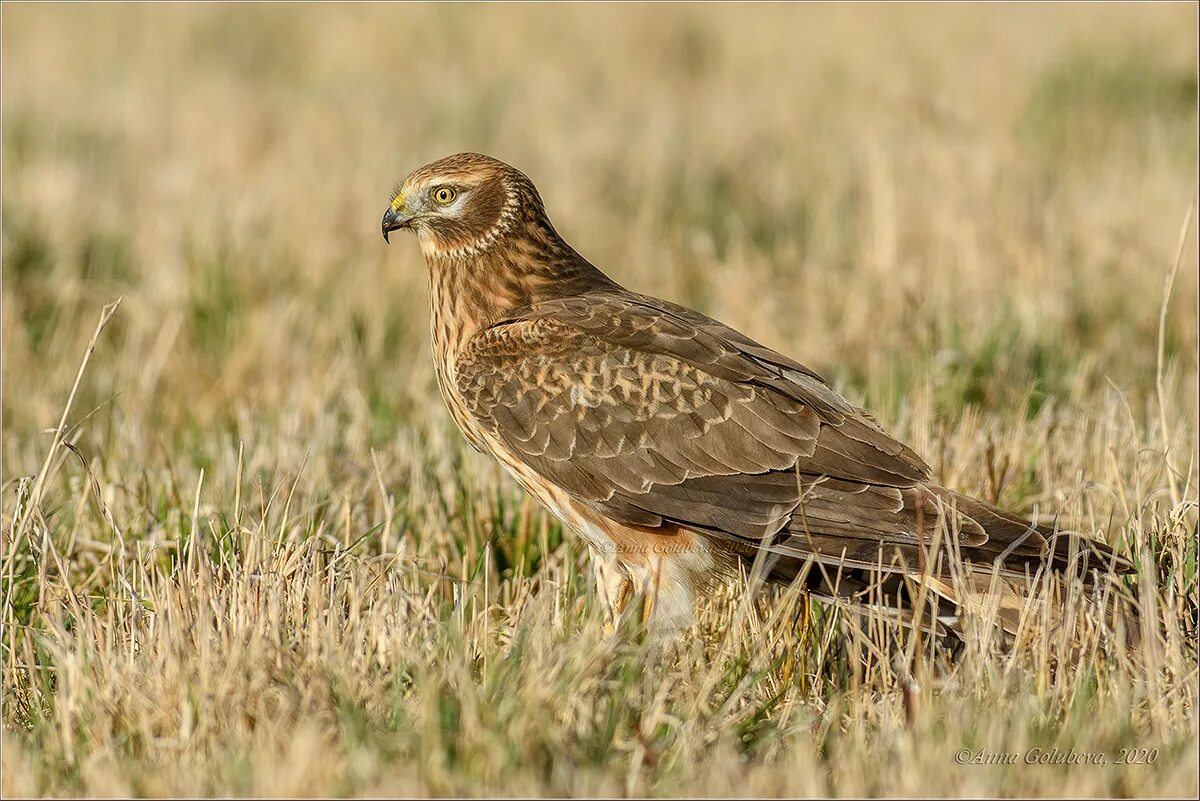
[381,206,411,243]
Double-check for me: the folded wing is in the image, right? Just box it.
[454,290,1127,580]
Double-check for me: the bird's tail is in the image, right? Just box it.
[761,485,1139,643]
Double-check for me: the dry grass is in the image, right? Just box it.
[2,3,1198,797]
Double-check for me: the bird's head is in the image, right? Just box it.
[382,152,533,260]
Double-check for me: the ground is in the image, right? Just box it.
[2,4,1197,797]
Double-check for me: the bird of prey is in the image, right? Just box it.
[381,152,1130,635]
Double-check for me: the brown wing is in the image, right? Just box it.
[454,290,1112,577]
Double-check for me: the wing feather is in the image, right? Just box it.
[453,290,1128,579]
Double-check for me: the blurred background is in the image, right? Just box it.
[4,3,1196,464]
[2,5,1198,795]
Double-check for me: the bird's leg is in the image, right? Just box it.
[781,587,810,691]
[602,578,635,634]
[641,577,656,622]
[593,554,633,631]
[616,576,635,617]
[799,587,811,694]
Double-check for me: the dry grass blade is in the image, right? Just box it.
[1156,198,1196,507]
[2,4,1196,797]
[4,299,121,582]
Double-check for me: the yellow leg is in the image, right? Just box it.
[641,580,655,622]
[616,577,634,616]
[782,588,810,691]
[594,555,633,631]
[600,578,634,634]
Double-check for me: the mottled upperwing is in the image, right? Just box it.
[451,290,1045,574]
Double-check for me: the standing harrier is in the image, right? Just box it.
[382,152,1129,634]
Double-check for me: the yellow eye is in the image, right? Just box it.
[431,186,457,205]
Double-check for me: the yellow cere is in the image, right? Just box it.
[390,192,406,212]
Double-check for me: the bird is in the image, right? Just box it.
[381,152,1132,636]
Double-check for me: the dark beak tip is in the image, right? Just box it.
[381,207,399,243]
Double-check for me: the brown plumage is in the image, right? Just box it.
[382,152,1132,634]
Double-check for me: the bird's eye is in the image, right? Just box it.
[431,186,458,206]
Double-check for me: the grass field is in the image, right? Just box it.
[2,3,1198,797]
